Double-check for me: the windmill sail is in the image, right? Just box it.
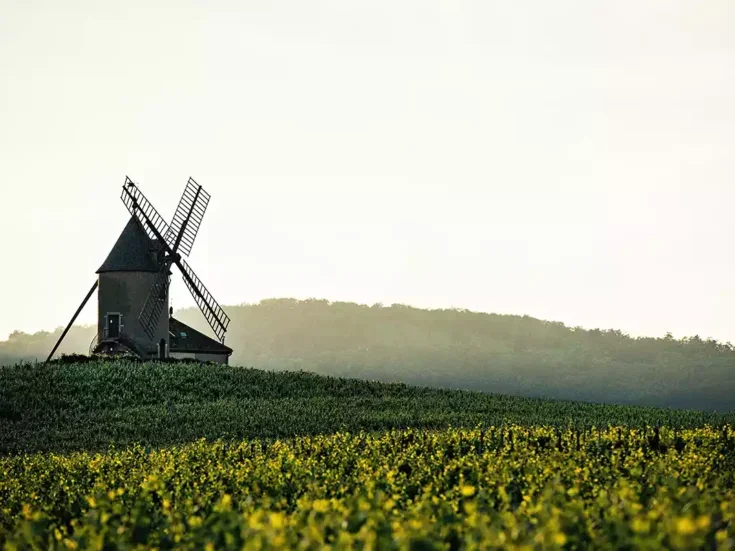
[138,264,171,340]
[178,258,230,342]
[120,178,171,243]
[164,177,211,256]
[129,178,229,343]
[123,176,230,346]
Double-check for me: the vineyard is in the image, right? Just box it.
[2,426,734,549]
[1,359,734,548]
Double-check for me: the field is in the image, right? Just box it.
[1,358,735,549]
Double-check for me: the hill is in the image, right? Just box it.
[2,298,735,411]
[1,357,732,455]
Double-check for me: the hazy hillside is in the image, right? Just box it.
[0,324,95,367]
[3,298,735,411]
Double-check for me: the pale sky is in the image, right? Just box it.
[1,1,734,343]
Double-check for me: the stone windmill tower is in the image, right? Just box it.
[47,177,232,363]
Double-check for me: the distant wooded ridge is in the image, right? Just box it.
[2,298,734,412]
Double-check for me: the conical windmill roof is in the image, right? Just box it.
[96,216,163,273]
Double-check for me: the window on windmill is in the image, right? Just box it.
[180,332,187,338]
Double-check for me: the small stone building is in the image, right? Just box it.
[168,318,233,364]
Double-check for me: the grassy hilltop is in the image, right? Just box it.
[1,358,732,455]
[2,298,735,411]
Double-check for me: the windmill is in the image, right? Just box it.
[47,176,233,363]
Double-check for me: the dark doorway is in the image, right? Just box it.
[107,314,120,338]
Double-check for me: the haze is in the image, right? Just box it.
[1,1,734,343]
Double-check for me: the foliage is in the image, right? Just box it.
[1,359,733,455]
[1,426,734,549]
[2,299,735,411]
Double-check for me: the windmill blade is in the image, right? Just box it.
[164,177,211,257]
[176,257,230,342]
[138,263,171,341]
[120,176,228,343]
[120,177,171,243]
[47,280,98,362]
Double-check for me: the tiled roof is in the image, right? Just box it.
[97,216,163,273]
[169,317,233,354]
